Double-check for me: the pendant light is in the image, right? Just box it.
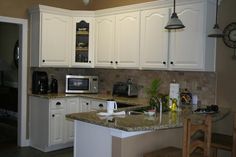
[208,0,223,38]
[165,0,185,29]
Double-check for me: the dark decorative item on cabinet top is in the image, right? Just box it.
[208,0,224,38]
[222,22,236,59]
[165,0,185,30]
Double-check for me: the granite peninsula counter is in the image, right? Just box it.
[67,107,230,157]
[29,93,149,107]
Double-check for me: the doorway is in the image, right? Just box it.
[0,16,28,146]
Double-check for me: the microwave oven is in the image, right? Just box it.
[65,75,98,93]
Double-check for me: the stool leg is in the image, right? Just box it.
[211,147,217,157]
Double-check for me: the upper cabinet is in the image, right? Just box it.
[115,12,140,69]
[30,11,72,67]
[95,11,140,69]
[140,2,215,71]
[71,17,95,68]
[29,1,216,71]
[140,8,169,70]
[168,3,205,71]
[94,15,115,68]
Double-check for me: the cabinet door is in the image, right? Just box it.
[90,99,107,111]
[79,98,91,112]
[169,3,204,70]
[71,17,94,67]
[41,13,71,67]
[95,16,115,68]
[65,98,80,142]
[115,11,140,68]
[49,108,65,145]
[140,8,169,70]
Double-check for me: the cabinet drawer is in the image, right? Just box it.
[90,100,107,111]
[50,99,65,109]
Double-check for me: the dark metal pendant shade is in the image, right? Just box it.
[165,12,185,29]
[208,0,223,38]
[165,0,185,30]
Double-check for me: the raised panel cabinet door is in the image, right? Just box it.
[71,17,95,68]
[115,11,140,68]
[90,100,107,111]
[49,109,65,145]
[169,3,204,70]
[65,98,80,142]
[140,8,169,70]
[80,98,91,112]
[41,13,71,67]
[95,16,115,68]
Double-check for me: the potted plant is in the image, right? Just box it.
[146,79,170,112]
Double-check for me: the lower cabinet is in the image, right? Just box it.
[29,96,107,152]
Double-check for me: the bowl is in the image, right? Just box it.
[144,111,155,116]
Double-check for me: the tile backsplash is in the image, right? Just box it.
[30,68,216,105]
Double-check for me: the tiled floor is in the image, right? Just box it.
[0,146,73,157]
[0,115,73,157]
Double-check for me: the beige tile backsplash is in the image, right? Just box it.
[30,68,216,105]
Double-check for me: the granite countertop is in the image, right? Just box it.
[29,93,149,106]
[66,107,230,132]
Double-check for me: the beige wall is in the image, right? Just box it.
[216,0,236,110]
[88,0,154,10]
[0,0,89,19]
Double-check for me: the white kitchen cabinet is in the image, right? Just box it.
[29,11,72,67]
[71,17,95,68]
[115,11,140,68]
[95,15,115,68]
[140,2,215,71]
[90,99,107,111]
[80,97,107,112]
[65,98,80,142]
[140,8,169,69]
[79,97,91,112]
[169,3,205,71]
[95,11,140,69]
[30,97,82,152]
[49,108,65,145]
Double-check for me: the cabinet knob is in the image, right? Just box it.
[163,61,166,65]
[52,114,55,117]
[110,61,113,64]
[42,60,45,63]
[115,61,118,64]
[89,61,91,63]
[170,61,174,65]
[98,104,104,108]
[86,102,89,105]
[56,102,61,105]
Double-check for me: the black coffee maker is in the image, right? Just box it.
[32,71,48,94]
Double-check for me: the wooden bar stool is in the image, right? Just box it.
[211,113,236,157]
[143,115,212,157]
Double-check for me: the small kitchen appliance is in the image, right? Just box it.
[32,71,48,94]
[50,76,58,94]
[65,75,98,93]
[112,81,138,97]
[106,100,118,114]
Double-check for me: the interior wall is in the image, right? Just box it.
[216,0,236,110]
[0,0,89,19]
[0,22,19,87]
[88,0,154,10]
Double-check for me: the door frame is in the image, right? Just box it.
[0,16,28,146]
